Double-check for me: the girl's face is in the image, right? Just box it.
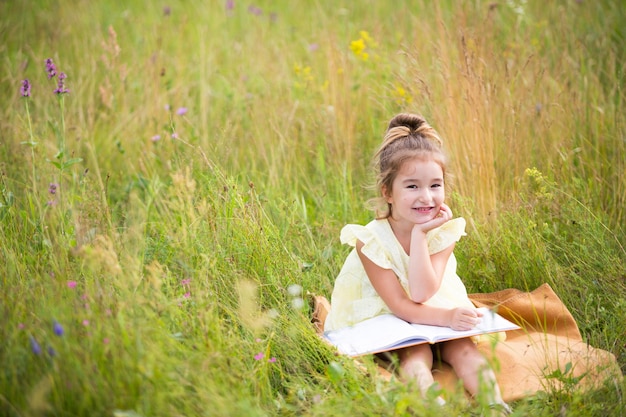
[385,158,445,226]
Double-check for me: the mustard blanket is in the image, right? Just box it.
[312,283,622,401]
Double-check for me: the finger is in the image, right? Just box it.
[468,309,481,318]
[461,322,475,330]
[440,204,453,218]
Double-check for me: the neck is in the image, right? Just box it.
[387,216,413,253]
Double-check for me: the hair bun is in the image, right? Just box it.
[387,113,427,134]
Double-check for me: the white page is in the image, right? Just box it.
[324,314,420,356]
[324,308,519,356]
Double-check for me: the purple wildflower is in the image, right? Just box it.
[67,280,77,289]
[163,6,171,16]
[308,43,319,52]
[254,352,264,360]
[47,346,56,357]
[30,336,42,355]
[176,107,188,116]
[226,0,234,10]
[49,183,58,195]
[45,58,57,79]
[248,5,262,15]
[53,321,64,336]
[151,134,161,142]
[53,72,70,95]
[268,357,277,363]
[20,79,31,97]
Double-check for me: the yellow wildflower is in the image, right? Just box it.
[360,31,378,48]
[350,38,366,57]
[392,84,413,105]
[350,30,377,61]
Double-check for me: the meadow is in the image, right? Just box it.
[1,0,625,415]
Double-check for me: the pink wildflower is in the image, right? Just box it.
[67,281,77,289]
[45,58,57,79]
[20,79,31,97]
[254,352,264,360]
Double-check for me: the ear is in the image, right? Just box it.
[382,185,392,203]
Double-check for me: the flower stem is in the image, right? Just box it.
[59,96,66,154]
[24,99,37,193]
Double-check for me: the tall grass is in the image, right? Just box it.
[1,1,624,416]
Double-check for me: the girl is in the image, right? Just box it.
[324,113,511,414]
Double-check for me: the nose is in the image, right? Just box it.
[416,188,432,203]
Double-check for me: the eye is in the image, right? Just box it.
[406,184,418,189]
[431,183,442,188]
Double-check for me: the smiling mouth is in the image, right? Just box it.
[414,207,433,213]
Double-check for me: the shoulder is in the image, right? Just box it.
[438,217,466,235]
[426,217,467,254]
[340,218,392,247]
[341,219,399,269]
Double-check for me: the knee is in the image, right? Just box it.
[443,340,485,368]
[400,345,433,370]
[402,344,433,360]
[401,359,432,380]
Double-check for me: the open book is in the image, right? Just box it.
[323,307,520,357]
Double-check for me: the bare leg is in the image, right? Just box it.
[398,344,443,403]
[439,338,507,408]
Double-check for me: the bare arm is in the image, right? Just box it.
[356,240,481,331]
[406,204,455,302]
[407,228,455,302]
[356,240,453,326]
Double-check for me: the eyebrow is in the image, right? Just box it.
[401,178,444,183]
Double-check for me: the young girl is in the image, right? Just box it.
[324,113,511,414]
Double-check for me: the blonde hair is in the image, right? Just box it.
[370,113,447,218]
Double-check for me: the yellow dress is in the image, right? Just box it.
[324,217,474,331]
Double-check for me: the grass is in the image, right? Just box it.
[1,0,625,416]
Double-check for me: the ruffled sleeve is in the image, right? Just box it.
[426,217,467,254]
[340,223,395,270]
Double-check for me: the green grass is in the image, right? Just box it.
[1,0,625,416]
